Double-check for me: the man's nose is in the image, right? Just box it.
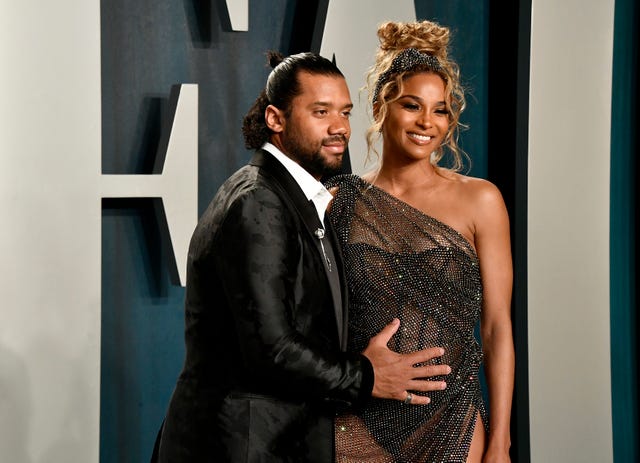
[329,115,349,135]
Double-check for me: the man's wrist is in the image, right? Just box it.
[355,353,374,408]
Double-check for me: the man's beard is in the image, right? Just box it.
[281,133,346,179]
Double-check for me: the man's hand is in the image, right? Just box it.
[362,318,451,405]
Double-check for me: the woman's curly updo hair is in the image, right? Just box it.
[365,20,468,171]
[242,51,344,150]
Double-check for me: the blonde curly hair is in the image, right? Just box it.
[365,20,468,171]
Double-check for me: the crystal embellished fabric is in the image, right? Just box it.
[325,174,488,463]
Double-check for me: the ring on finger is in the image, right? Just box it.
[403,392,413,405]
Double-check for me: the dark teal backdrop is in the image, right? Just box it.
[100,1,531,461]
[610,0,639,461]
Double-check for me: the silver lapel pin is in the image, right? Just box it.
[314,228,332,272]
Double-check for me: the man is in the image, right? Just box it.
[155,52,450,462]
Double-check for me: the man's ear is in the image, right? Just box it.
[265,104,285,133]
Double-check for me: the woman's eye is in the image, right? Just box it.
[403,103,420,110]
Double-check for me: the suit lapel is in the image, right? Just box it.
[323,217,349,350]
[250,150,345,347]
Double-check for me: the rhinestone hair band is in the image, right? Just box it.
[373,48,442,102]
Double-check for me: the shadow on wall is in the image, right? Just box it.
[183,0,250,46]
[1,336,99,463]
[0,343,32,462]
[33,336,96,462]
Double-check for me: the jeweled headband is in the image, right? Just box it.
[373,48,442,102]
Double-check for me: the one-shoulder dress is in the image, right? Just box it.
[326,174,488,463]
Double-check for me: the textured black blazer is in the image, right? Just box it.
[156,150,373,462]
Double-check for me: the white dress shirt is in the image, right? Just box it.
[262,142,333,224]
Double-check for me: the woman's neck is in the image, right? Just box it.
[374,158,441,192]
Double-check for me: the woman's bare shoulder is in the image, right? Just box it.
[455,173,502,198]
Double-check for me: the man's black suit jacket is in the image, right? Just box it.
[156,150,374,462]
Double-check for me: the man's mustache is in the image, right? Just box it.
[322,135,348,145]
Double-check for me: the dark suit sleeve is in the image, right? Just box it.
[212,186,373,406]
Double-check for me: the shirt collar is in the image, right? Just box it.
[262,143,332,223]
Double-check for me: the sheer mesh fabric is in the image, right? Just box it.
[326,175,487,463]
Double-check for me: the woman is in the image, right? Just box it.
[326,20,514,462]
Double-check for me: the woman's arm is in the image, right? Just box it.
[473,181,515,462]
